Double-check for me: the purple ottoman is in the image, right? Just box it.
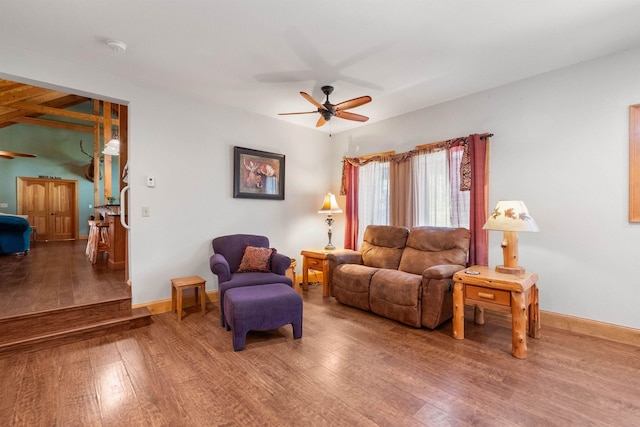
[223,283,303,351]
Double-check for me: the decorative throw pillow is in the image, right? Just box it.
[237,246,276,273]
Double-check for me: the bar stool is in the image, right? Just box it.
[86,220,110,264]
[30,226,37,243]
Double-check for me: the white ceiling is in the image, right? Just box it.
[2,0,640,134]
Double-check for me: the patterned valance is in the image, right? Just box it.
[341,137,473,195]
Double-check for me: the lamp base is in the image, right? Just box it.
[495,265,525,275]
[324,243,336,250]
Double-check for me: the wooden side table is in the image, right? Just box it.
[171,275,207,322]
[452,265,540,359]
[286,258,300,294]
[300,249,333,297]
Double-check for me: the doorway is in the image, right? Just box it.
[0,76,130,322]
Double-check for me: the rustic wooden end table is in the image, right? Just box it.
[171,275,207,322]
[300,249,334,297]
[286,258,300,294]
[452,265,540,359]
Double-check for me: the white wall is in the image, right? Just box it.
[0,46,334,305]
[330,47,640,329]
[4,43,640,329]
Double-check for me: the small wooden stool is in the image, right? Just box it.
[86,221,110,264]
[171,275,207,321]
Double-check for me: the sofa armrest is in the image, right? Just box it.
[327,250,363,266]
[326,250,363,296]
[420,265,465,329]
[271,252,291,276]
[210,253,231,283]
[422,264,466,280]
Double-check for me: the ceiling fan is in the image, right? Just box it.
[0,150,37,160]
[279,85,371,127]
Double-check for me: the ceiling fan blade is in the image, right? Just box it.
[0,150,36,158]
[315,115,327,127]
[0,154,15,159]
[334,111,369,122]
[278,111,317,116]
[334,96,372,111]
[301,92,328,111]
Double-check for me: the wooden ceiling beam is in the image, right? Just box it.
[0,81,24,91]
[44,95,90,110]
[0,80,119,131]
[8,101,117,124]
[9,116,94,133]
[0,85,52,104]
[17,90,80,106]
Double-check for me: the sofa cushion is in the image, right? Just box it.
[370,269,422,327]
[398,226,470,275]
[333,264,380,311]
[212,234,270,273]
[360,225,409,270]
[237,246,276,273]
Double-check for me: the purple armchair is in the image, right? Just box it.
[210,234,293,328]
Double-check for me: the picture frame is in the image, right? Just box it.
[233,146,285,200]
[630,104,640,222]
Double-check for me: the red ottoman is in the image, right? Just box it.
[223,283,303,351]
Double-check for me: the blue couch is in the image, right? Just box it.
[0,214,32,255]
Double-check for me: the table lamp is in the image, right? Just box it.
[318,192,343,250]
[482,200,539,274]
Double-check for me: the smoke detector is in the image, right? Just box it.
[106,39,127,53]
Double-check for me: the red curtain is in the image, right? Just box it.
[342,161,359,250]
[468,134,489,266]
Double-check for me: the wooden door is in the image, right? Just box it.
[17,177,78,241]
[49,180,75,240]
[19,179,49,240]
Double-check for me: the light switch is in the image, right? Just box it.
[142,207,150,217]
[146,176,155,187]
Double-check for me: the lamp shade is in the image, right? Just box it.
[102,139,120,156]
[483,200,539,232]
[318,192,343,214]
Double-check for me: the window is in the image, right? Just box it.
[357,160,390,240]
[357,144,469,244]
[413,146,469,228]
[344,134,488,263]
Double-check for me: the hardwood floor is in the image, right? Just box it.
[1,246,639,426]
[0,241,148,352]
[0,240,129,316]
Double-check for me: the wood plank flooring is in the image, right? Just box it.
[1,243,640,425]
[0,240,129,316]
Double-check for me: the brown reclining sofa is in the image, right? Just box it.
[327,225,470,329]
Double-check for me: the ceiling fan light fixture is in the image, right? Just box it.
[106,39,127,53]
[279,85,371,127]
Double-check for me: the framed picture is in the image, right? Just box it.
[233,146,285,200]
[631,104,640,222]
